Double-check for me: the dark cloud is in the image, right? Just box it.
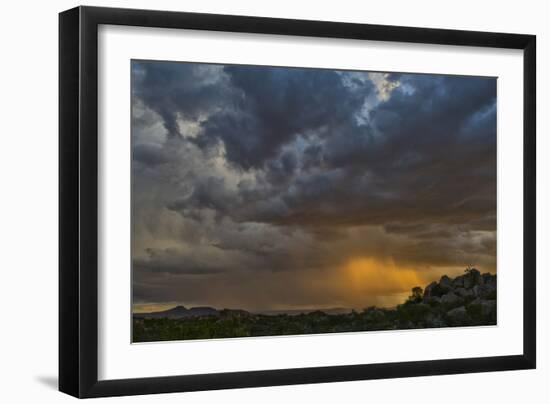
[134,247,225,275]
[133,143,170,166]
[194,66,371,169]
[132,62,234,138]
[131,61,497,310]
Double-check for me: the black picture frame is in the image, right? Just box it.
[59,5,536,398]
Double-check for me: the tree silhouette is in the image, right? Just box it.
[408,286,423,303]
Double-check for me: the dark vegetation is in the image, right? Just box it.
[133,268,496,342]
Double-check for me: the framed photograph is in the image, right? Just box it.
[59,6,536,398]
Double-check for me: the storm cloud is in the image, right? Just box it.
[131,60,496,311]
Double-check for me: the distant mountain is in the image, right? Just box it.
[256,308,353,316]
[188,306,219,317]
[133,305,354,319]
[134,305,219,319]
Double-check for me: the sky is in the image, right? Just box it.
[131,60,497,312]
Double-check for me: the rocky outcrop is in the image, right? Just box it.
[440,291,461,307]
[446,306,469,326]
[411,268,497,327]
[357,268,497,332]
